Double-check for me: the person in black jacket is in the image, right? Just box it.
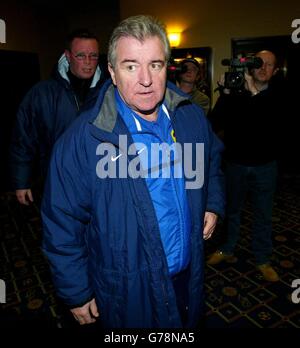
[207,50,281,282]
[10,28,104,205]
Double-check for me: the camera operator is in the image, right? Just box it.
[177,58,210,116]
[208,50,283,282]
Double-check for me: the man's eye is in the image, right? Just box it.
[127,65,137,72]
[90,54,99,60]
[151,63,163,70]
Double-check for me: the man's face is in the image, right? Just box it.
[108,36,167,120]
[252,51,278,84]
[180,62,199,84]
[65,38,99,79]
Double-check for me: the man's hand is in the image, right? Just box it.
[70,298,99,325]
[244,71,259,95]
[217,74,230,95]
[16,189,33,205]
[203,212,218,240]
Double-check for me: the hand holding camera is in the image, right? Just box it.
[216,74,230,95]
[221,56,263,92]
[244,71,260,96]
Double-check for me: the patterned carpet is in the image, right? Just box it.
[205,172,300,328]
[0,172,299,328]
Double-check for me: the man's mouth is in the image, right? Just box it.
[138,91,153,95]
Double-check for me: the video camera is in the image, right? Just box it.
[167,59,188,83]
[221,56,263,90]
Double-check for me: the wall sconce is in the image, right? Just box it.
[168,32,181,48]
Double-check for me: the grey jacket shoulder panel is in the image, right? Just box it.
[92,83,189,133]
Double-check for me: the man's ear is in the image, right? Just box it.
[64,49,71,63]
[108,63,116,85]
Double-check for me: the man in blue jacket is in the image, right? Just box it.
[10,28,104,205]
[42,15,224,328]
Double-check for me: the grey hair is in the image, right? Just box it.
[108,15,171,68]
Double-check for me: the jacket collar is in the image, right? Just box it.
[92,81,189,134]
[57,53,102,88]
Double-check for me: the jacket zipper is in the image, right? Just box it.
[73,94,80,111]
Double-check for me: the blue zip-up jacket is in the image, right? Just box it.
[41,80,225,328]
[115,90,191,276]
[9,54,103,189]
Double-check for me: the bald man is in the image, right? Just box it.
[208,50,281,282]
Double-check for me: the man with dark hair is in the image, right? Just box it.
[10,28,104,205]
[65,28,99,51]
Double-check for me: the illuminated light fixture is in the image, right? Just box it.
[168,32,181,48]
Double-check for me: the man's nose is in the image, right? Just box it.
[260,61,267,70]
[82,55,93,64]
[139,66,152,86]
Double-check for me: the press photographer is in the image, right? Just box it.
[207,50,286,283]
[176,58,211,115]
